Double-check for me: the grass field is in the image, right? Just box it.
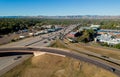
[0,54,117,77]
[70,43,120,60]
[62,39,120,60]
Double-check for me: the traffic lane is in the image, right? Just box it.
[0,35,43,47]
[30,35,57,47]
[29,32,59,47]
[39,48,120,76]
[0,56,16,71]
[0,55,32,76]
[24,29,63,46]
[30,39,50,47]
[0,29,64,47]
[0,55,31,72]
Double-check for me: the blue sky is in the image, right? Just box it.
[0,0,120,16]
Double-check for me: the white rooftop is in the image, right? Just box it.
[90,24,100,28]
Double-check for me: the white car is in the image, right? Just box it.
[19,36,25,39]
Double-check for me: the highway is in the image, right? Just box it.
[0,24,78,48]
[1,24,120,76]
[0,47,120,76]
[0,30,60,47]
[0,24,78,76]
[0,54,32,76]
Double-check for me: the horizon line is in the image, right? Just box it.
[1,15,120,17]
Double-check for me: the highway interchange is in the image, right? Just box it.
[0,24,120,77]
[0,24,77,76]
[0,47,120,76]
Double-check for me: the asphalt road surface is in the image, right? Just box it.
[0,47,120,76]
[0,54,32,76]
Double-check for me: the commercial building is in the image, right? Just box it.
[97,29,120,38]
[96,33,120,45]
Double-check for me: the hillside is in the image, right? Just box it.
[1,54,117,77]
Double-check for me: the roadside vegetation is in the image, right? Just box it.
[114,43,120,49]
[1,18,120,35]
[99,42,120,49]
[1,54,117,77]
[76,29,95,43]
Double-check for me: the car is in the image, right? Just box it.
[110,68,115,72]
[19,36,25,39]
[101,55,109,58]
[43,41,48,43]
[14,55,22,60]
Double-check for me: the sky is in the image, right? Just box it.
[0,0,120,16]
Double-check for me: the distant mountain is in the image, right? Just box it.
[0,16,26,18]
[37,15,120,19]
[1,15,120,19]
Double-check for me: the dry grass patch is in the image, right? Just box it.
[74,43,120,59]
[1,54,117,77]
[50,40,68,49]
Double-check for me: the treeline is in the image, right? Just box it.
[1,18,120,35]
[0,18,40,34]
[48,19,120,29]
[0,18,82,35]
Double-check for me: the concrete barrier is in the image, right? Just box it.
[33,51,46,56]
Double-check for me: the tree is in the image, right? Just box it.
[77,29,95,43]
[114,44,120,49]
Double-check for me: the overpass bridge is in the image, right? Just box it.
[0,47,66,57]
[0,47,120,77]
